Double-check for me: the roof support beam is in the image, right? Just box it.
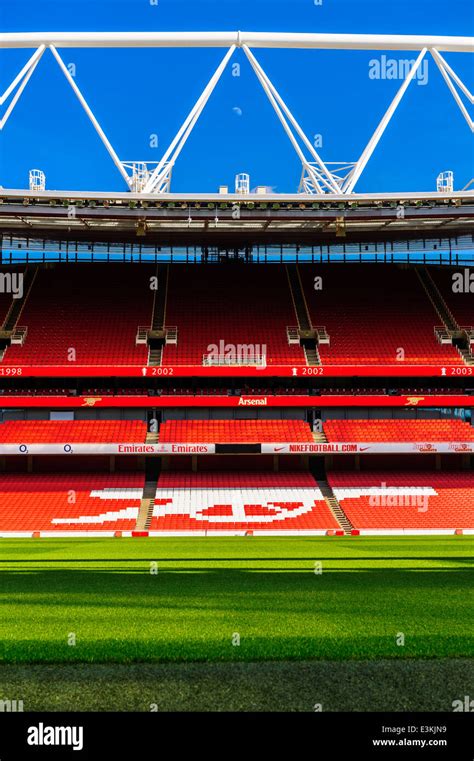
[430,48,473,132]
[49,45,131,188]
[0,45,45,105]
[242,45,340,193]
[0,33,472,194]
[344,48,428,194]
[144,45,236,193]
[0,46,45,130]
[0,31,472,53]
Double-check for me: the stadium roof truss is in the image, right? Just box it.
[0,31,473,194]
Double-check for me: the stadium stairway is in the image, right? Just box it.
[416,266,474,365]
[135,459,161,529]
[318,479,353,534]
[313,429,328,443]
[0,266,38,359]
[147,263,169,366]
[135,482,157,530]
[286,265,321,366]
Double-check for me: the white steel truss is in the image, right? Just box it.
[49,45,131,187]
[143,45,236,194]
[430,48,474,132]
[344,48,428,194]
[0,45,45,130]
[0,32,472,194]
[299,162,357,195]
[1,32,472,51]
[242,44,341,194]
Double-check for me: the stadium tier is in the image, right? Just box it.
[158,419,314,443]
[300,265,463,364]
[0,420,147,443]
[0,473,144,532]
[2,265,154,366]
[161,265,306,366]
[150,470,339,532]
[328,471,474,530]
[0,263,471,369]
[323,419,474,442]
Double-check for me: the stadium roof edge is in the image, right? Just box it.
[1,31,473,52]
[1,189,474,203]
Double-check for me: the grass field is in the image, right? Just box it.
[0,536,473,710]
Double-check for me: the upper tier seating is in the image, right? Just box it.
[0,268,24,326]
[161,265,306,366]
[300,265,462,364]
[0,420,147,443]
[0,473,144,532]
[1,263,466,369]
[328,471,474,529]
[432,269,474,328]
[2,265,155,366]
[324,419,474,442]
[158,419,313,443]
[150,470,339,532]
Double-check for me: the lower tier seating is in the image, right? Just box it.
[328,471,474,529]
[0,420,147,443]
[324,419,474,442]
[0,473,144,532]
[158,419,313,443]
[149,470,339,531]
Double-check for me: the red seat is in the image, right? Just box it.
[324,419,474,442]
[0,420,147,443]
[328,470,474,529]
[0,473,144,532]
[159,419,313,443]
[161,265,306,366]
[149,470,339,532]
[3,264,155,366]
[301,265,463,365]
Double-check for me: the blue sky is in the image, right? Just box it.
[1,0,473,194]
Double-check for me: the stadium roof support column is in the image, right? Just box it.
[49,45,131,188]
[143,45,236,193]
[430,49,474,132]
[0,45,45,130]
[344,48,428,194]
[242,45,340,194]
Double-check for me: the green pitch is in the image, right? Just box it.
[0,536,472,710]
[1,536,472,663]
